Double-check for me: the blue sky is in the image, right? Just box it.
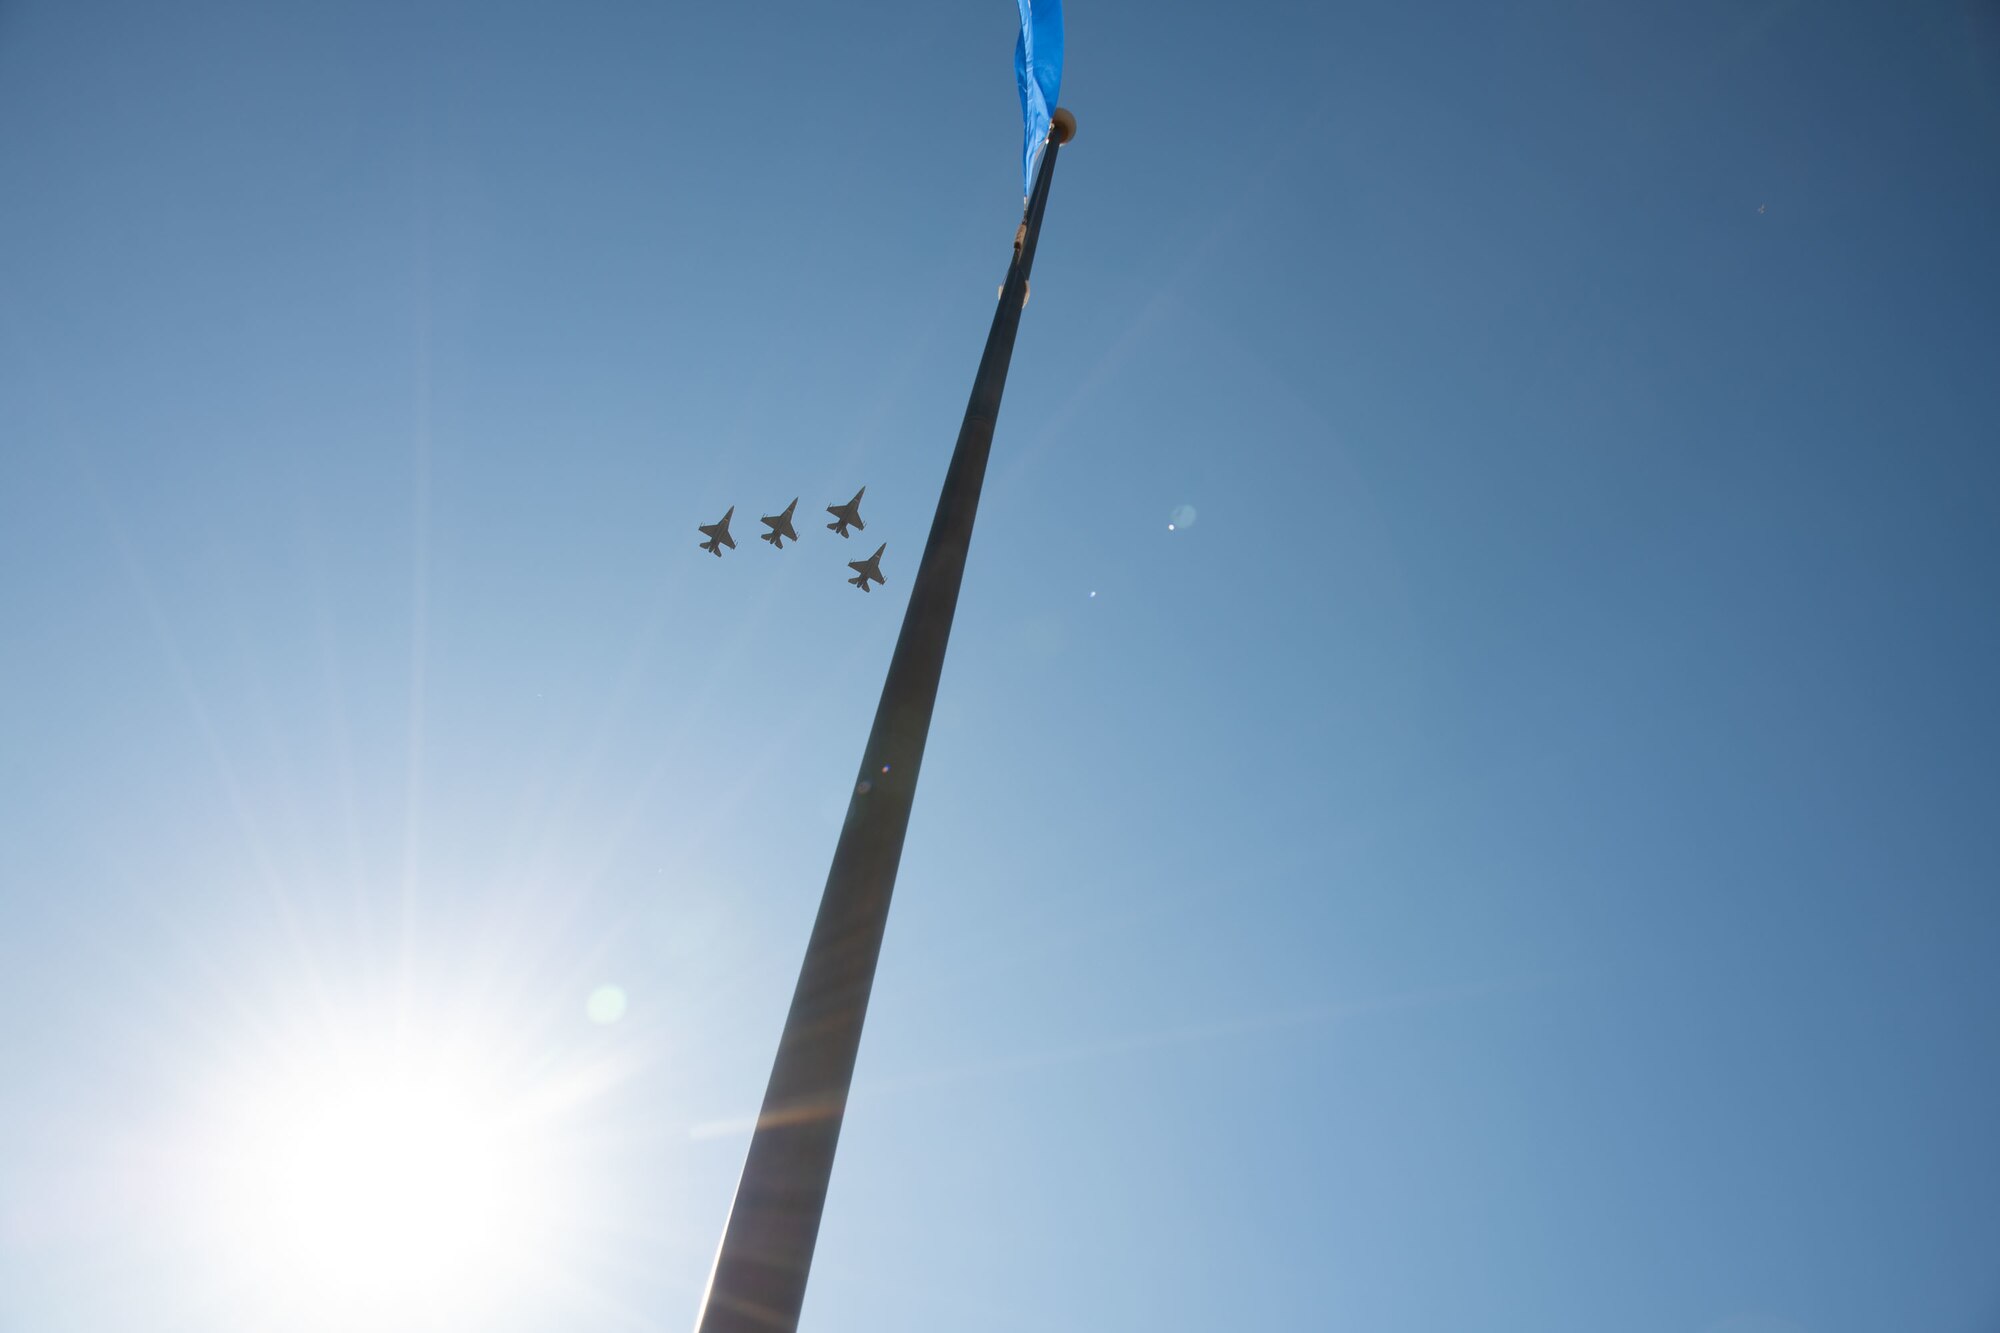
[3,0,1998,1329]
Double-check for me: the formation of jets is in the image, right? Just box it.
[698,488,886,590]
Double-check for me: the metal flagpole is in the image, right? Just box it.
[692,108,1074,1333]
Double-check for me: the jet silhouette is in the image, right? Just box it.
[698,507,736,556]
[826,487,866,538]
[760,498,799,549]
[846,543,886,592]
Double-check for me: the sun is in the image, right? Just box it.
[233,1062,519,1295]
[190,1024,579,1331]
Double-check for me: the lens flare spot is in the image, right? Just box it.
[1169,503,1197,531]
[586,985,627,1025]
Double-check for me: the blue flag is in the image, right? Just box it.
[1015,0,1064,195]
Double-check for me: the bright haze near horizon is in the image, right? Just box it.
[3,1,1997,1330]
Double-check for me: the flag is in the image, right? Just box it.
[1015,0,1064,194]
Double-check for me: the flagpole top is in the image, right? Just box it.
[1051,108,1077,144]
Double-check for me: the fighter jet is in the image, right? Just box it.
[698,507,736,556]
[759,499,800,549]
[826,487,866,538]
[846,543,887,592]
